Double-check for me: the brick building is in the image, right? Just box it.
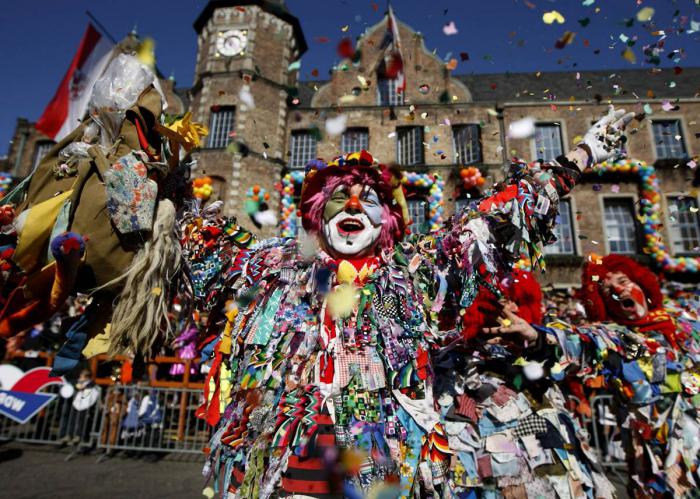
[5,0,700,285]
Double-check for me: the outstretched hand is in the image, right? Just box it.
[579,105,636,166]
[482,303,538,347]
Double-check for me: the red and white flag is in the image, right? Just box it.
[379,6,405,93]
[35,24,114,141]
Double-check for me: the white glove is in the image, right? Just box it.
[580,106,635,165]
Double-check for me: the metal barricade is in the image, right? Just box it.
[0,383,102,457]
[96,384,209,455]
[589,394,627,469]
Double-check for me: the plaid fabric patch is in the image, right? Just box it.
[334,343,386,391]
[513,414,549,438]
[491,384,518,407]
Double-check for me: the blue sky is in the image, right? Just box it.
[1,0,698,151]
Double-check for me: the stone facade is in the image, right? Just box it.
[4,1,699,284]
[189,1,305,238]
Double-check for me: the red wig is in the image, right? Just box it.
[461,269,544,340]
[579,254,663,322]
[299,164,406,252]
[502,270,545,324]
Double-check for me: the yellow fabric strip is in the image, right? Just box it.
[13,190,73,273]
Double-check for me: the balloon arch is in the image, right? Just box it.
[276,159,698,274]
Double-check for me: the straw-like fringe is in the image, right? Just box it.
[106,199,181,356]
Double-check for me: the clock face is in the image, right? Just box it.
[216,29,248,57]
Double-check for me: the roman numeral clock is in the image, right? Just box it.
[216,29,248,58]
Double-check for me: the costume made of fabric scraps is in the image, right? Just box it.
[188,149,616,499]
[529,255,700,497]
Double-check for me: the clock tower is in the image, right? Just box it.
[189,0,306,235]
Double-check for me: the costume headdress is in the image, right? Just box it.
[299,150,409,237]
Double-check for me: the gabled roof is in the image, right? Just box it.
[292,67,700,107]
[457,67,700,103]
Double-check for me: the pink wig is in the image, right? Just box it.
[300,166,405,253]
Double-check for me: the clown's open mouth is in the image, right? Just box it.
[613,293,635,309]
[621,298,635,309]
[337,218,365,236]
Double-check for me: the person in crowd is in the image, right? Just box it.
[483,254,700,497]
[58,369,101,446]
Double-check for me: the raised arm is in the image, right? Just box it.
[474,106,635,267]
[414,107,635,318]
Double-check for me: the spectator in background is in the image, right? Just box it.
[59,369,101,446]
[487,255,700,497]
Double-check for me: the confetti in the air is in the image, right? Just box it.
[325,114,348,137]
[443,21,458,36]
[543,10,565,24]
[508,117,536,139]
[239,85,255,110]
[636,7,655,22]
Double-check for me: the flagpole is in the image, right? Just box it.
[85,10,118,44]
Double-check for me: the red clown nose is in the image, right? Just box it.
[345,194,362,211]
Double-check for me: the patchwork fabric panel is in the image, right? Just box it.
[104,152,157,234]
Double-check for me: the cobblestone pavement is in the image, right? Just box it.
[0,443,206,499]
[0,442,630,499]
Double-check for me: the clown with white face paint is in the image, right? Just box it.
[197,107,637,499]
[322,184,384,257]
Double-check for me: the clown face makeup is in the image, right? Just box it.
[321,184,383,257]
[600,271,649,322]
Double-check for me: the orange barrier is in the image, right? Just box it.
[5,351,204,389]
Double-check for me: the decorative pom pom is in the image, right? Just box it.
[327,283,358,318]
[523,361,544,381]
[50,232,85,261]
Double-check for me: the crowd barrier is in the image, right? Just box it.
[1,386,628,468]
[96,384,209,456]
[0,383,103,460]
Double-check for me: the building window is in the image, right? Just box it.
[33,141,55,169]
[396,127,424,166]
[377,78,404,106]
[668,196,700,254]
[652,120,687,159]
[533,123,563,162]
[289,130,317,169]
[603,198,638,254]
[544,199,575,255]
[453,125,481,165]
[341,128,369,154]
[407,198,427,234]
[207,107,235,148]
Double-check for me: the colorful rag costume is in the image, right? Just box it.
[192,151,617,498]
[532,310,700,497]
[529,255,700,497]
[0,52,208,370]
